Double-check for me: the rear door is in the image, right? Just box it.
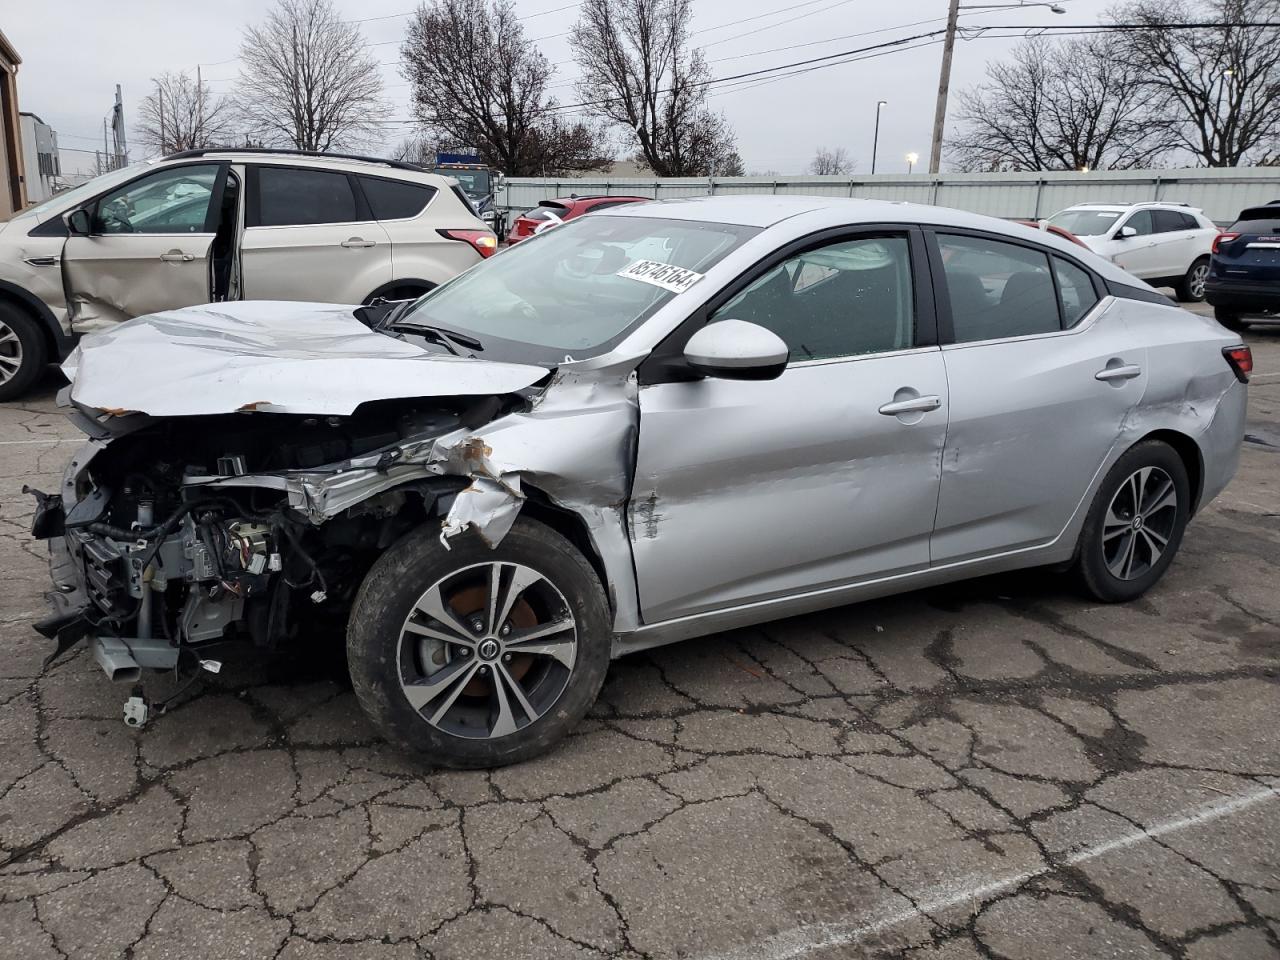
[61,162,226,332]
[929,230,1147,563]
[1151,209,1201,277]
[631,228,949,622]
[239,164,392,304]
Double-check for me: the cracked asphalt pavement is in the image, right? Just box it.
[1,313,1278,959]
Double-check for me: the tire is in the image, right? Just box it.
[347,517,611,767]
[1075,440,1191,603]
[0,303,49,402]
[1214,305,1248,331]
[1175,257,1210,303]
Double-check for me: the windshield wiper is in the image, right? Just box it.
[389,320,485,355]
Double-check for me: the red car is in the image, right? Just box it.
[508,195,650,244]
[1013,219,1088,247]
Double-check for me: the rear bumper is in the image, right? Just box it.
[1205,278,1280,312]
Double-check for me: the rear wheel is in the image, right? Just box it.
[1214,305,1248,331]
[1075,440,1190,603]
[0,304,48,402]
[1175,257,1210,303]
[347,518,611,767]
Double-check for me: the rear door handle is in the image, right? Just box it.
[159,250,194,262]
[1095,364,1142,382]
[878,395,942,416]
[341,237,376,248]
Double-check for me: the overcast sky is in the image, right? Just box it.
[6,0,1113,177]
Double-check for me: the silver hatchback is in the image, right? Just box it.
[34,196,1249,766]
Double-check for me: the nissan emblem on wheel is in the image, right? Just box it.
[27,196,1248,767]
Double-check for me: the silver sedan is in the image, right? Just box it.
[39,196,1250,766]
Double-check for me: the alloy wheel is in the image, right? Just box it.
[1101,466,1178,580]
[396,561,578,740]
[1189,263,1209,300]
[0,321,23,386]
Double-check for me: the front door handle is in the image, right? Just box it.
[878,395,942,416]
[159,250,195,262]
[341,237,376,248]
[1095,364,1142,382]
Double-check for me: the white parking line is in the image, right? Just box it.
[700,784,1280,960]
[0,438,81,445]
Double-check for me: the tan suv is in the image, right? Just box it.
[0,149,497,400]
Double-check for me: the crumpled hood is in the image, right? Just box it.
[64,300,551,417]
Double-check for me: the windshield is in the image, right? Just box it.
[1047,209,1123,237]
[13,162,151,221]
[397,214,758,363]
[450,169,491,198]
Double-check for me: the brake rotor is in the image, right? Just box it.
[447,585,538,695]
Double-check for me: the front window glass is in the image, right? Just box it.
[14,162,148,221]
[1120,210,1155,236]
[1048,209,1122,236]
[94,165,218,234]
[710,235,915,361]
[1054,257,1099,327]
[396,215,757,362]
[450,169,490,199]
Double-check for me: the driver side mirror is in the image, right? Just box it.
[683,319,789,381]
[64,209,92,236]
[1117,225,1137,239]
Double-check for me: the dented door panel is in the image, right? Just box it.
[931,301,1148,563]
[630,350,949,622]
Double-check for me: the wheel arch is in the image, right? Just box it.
[516,488,615,618]
[0,279,73,361]
[1134,428,1204,514]
[362,278,437,305]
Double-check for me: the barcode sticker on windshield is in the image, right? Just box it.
[617,260,704,294]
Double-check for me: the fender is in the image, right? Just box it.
[0,278,76,359]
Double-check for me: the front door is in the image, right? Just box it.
[61,163,225,332]
[928,230,1148,563]
[630,230,949,623]
[1109,209,1166,279]
[240,164,392,305]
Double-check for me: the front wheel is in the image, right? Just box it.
[348,518,611,767]
[0,305,48,402]
[1075,440,1190,603]
[1175,257,1210,303]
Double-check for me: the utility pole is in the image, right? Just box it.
[929,0,961,175]
[871,100,887,175]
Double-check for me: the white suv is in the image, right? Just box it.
[0,149,496,400]
[1046,201,1218,303]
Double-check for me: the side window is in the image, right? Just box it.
[256,167,357,226]
[359,176,436,220]
[1054,257,1099,327]
[1122,210,1155,236]
[1178,212,1201,231]
[937,234,1059,342]
[1152,210,1189,234]
[710,235,915,361]
[94,165,218,235]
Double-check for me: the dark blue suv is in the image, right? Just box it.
[1206,201,1280,330]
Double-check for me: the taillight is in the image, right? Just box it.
[438,229,498,258]
[1212,232,1240,254]
[1223,345,1253,383]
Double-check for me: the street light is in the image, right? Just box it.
[929,0,1066,173]
[871,100,887,175]
[906,151,919,174]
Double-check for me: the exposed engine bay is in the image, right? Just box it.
[30,396,516,719]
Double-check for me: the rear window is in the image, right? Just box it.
[359,176,436,220]
[256,167,357,226]
[1230,216,1280,234]
[522,207,564,222]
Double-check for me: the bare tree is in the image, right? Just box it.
[950,35,1174,171]
[235,0,390,152]
[809,146,853,175]
[1111,0,1280,166]
[570,0,741,176]
[135,72,235,155]
[402,0,611,175]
